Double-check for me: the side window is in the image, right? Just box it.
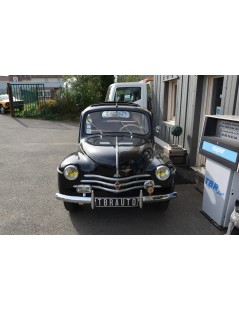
[165,80,177,122]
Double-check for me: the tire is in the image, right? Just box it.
[154,201,169,212]
[64,202,78,213]
[0,105,6,114]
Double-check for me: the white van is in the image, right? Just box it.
[105,81,152,110]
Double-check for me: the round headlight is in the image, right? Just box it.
[155,165,170,181]
[64,165,78,180]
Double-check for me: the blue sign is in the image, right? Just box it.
[202,141,238,163]
[205,177,224,196]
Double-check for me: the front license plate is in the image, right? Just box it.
[95,198,139,207]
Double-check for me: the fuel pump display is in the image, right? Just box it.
[199,115,239,228]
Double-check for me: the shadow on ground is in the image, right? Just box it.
[69,185,226,235]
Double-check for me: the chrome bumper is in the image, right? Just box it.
[55,190,177,209]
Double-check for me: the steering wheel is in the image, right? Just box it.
[119,124,144,134]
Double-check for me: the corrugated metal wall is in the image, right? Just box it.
[152,75,239,166]
[221,75,239,115]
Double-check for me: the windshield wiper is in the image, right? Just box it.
[116,115,133,138]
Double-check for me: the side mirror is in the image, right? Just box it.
[156,126,160,133]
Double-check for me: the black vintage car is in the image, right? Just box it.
[56,103,177,212]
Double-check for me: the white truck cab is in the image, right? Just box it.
[105,81,152,110]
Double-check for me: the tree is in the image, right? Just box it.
[117,75,145,83]
[69,75,102,108]
[99,75,115,100]
[56,75,115,114]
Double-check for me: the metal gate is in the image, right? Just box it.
[7,83,47,117]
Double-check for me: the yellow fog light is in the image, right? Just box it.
[64,165,78,181]
[155,165,170,181]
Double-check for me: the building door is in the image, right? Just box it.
[196,75,224,167]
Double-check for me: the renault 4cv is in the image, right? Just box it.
[56,103,177,212]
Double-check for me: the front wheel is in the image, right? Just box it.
[64,202,78,213]
[0,105,6,114]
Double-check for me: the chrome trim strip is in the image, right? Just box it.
[80,179,159,188]
[115,136,120,177]
[55,193,91,204]
[57,166,63,174]
[56,191,178,205]
[83,174,151,182]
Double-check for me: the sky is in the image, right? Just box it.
[1,1,238,75]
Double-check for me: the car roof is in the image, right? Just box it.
[110,82,144,87]
[82,102,150,114]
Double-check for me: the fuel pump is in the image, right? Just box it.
[199,115,239,229]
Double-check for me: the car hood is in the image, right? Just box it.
[81,139,153,168]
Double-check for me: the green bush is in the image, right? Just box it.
[37,75,115,120]
[38,94,80,120]
[39,99,57,115]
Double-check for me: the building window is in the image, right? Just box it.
[13,77,18,82]
[166,80,177,122]
[211,77,224,115]
[38,90,51,98]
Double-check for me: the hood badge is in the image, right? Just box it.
[114,181,121,190]
[121,168,132,174]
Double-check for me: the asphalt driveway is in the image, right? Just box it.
[0,114,225,234]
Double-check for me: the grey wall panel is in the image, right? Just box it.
[159,77,166,140]
[232,77,239,115]
[228,75,239,115]
[175,75,183,126]
[221,75,229,115]
[228,76,237,114]
[152,75,160,133]
[178,75,189,147]
[221,75,238,115]
[224,75,233,115]
[183,76,198,160]
[190,76,204,166]
[235,81,239,115]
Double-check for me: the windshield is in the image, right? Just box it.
[115,87,141,102]
[0,95,9,101]
[0,95,19,101]
[84,110,150,136]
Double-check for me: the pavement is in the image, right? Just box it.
[0,114,232,234]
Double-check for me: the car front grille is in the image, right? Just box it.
[80,174,161,193]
